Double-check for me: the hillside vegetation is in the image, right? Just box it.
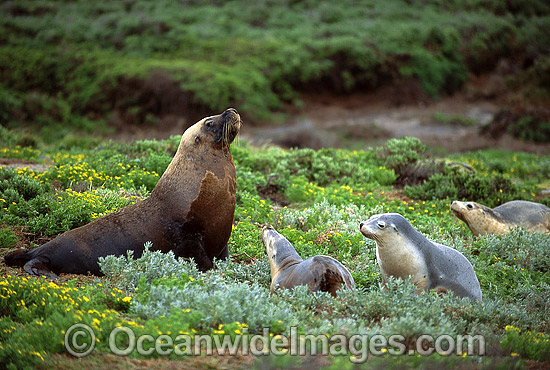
[1,0,550,141]
[0,132,549,368]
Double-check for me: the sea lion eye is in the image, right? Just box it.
[467,203,473,209]
[205,120,214,128]
[377,221,386,229]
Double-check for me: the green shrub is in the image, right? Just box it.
[477,228,550,272]
[383,137,426,171]
[99,242,203,291]
[507,115,550,143]
[0,168,49,202]
[404,171,528,207]
[501,326,550,362]
[0,275,132,369]
[4,0,544,123]
[0,227,17,248]
[132,276,295,333]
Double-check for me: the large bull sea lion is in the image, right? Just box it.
[3,108,242,278]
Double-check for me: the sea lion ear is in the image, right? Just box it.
[194,135,201,144]
[481,210,486,215]
[392,224,398,233]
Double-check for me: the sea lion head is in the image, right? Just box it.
[187,108,242,151]
[359,213,410,246]
[450,200,485,223]
[450,200,500,236]
[262,225,283,262]
[261,225,302,273]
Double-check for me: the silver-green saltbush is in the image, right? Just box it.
[477,228,550,272]
[276,199,383,234]
[213,258,271,289]
[99,244,295,332]
[131,276,296,333]
[98,242,203,291]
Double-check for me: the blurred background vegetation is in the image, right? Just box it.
[1,0,549,142]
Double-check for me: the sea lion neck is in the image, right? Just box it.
[266,234,303,278]
[274,252,302,269]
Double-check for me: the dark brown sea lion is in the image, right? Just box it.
[450,200,550,236]
[3,108,242,278]
[261,225,355,297]
[360,213,482,301]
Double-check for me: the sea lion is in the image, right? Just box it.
[3,108,242,278]
[450,200,550,236]
[261,225,355,297]
[359,213,482,301]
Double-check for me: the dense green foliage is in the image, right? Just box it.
[507,115,550,143]
[0,131,549,368]
[1,0,549,130]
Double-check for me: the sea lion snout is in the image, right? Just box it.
[359,219,376,238]
[220,107,242,145]
[261,225,280,257]
[222,107,239,118]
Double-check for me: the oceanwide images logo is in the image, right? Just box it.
[65,324,485,363]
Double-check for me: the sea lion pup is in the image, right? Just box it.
[451,200,550,236]
[359,213,482,301]
[3,108,242,278]
[261,225,355,297]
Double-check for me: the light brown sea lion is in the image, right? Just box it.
[3,108,242,278]
[261,225,355,297]
[360,213,482,301]
[450,200,550,236]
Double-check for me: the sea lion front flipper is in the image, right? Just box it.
[174,234,213,272]
[23,258,58,279]
[216,244,230,260]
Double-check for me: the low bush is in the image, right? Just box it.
[0,227,17,248]
[403,171,530,207]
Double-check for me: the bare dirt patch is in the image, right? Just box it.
[0,158,51,172]
[240,79,550,154]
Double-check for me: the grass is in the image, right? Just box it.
[0,132,549,369]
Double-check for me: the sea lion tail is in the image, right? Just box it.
[2,249,31,267]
